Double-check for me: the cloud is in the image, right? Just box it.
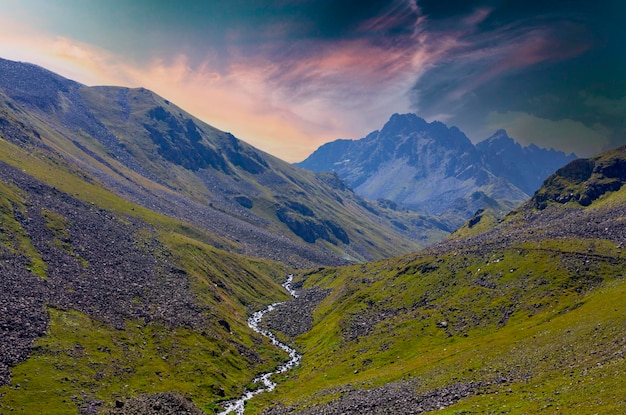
[411,9,593,121]
[2,1,614,163]
[582,94,626,119]
[486,111,611,157]
[0,2,438,162]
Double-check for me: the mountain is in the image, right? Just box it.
[255,145,626,414]
[296,113,573,229]
[0,55,624,414]
[0,140,298,412]
[0,57,451,413]
[476,129,576,195]
[0,58,448,267]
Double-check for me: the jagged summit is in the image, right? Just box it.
[297,114,576,228]
[297,114,527,228]
[477,129,576,195]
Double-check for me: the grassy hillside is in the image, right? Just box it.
[0,119,299,413]
[0,57,449,267]
[77,85,447,262]
[248,148,626,414]
[0,56,443,414]
[2,56,623,414]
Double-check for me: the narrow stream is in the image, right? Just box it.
[217,275,300,415]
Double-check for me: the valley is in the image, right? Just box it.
[0,57,624,415]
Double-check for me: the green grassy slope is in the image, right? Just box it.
[250,148,626,414]
[0,115,299,413]
[0,57,449,266]
[0,56,444,414]
[77,85,447,261]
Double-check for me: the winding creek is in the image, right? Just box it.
[218,275,301,415]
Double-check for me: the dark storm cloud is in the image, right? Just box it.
[410,0,626,155]
[3,0,623,159]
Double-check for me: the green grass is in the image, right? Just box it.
[0,180,47,278]
[158,230,291,312]
[0,133,236,251]
[247,235,626,414]
[0,126,298,413]
[0,219,294,413]
[0,308,289,414]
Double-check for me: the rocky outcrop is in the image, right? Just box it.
[532,147,626,209]
[276,202,349,245]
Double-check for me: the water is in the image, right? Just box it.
[217,275,300,415]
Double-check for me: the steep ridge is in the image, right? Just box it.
[0,57,446,267]
[256,146,626,414]
[476,129,576,195]
[297,113,573,229]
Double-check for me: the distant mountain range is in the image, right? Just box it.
[296,113,575,227]
[0,58,448,267]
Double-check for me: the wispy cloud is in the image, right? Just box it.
[411,11,593,122]
[0,3,435,162]
[0,1,616,161]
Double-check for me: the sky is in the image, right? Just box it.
[0,0,624,162]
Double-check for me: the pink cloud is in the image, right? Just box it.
[0,9,440,162]
[0,5,594,163]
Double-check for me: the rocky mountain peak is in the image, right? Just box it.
[380,113,428,136]
[488,128,510,139]
[297,113,580,228]
[297,113,526,227]
[476,130,522,163]
[477,130,576,195]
